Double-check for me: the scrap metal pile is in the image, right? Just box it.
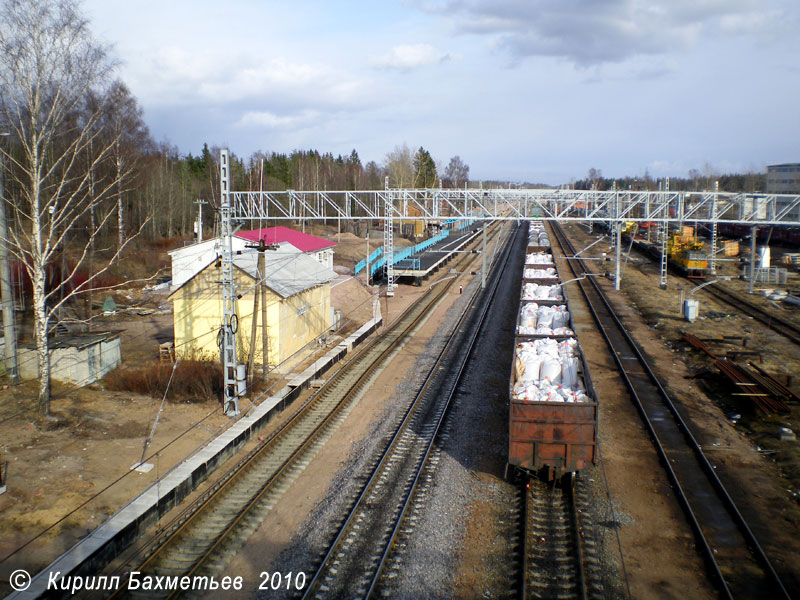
[682,332,797,414]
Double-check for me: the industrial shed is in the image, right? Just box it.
[17,331,122,384]
[169,247,338,369]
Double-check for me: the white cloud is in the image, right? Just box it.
[412,0,787,67]
[236,109,320,130]
[372,43,450,71]
[127,49,373,113]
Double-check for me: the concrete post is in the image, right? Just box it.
[481,222,487,289]
[0,153,18,382]
[749,226,757,294]
[247,251,263,386]
[614,190,621,291]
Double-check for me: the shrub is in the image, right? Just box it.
[104,360,223,402]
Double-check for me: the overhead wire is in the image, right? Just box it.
[0,225,393,563]
[0,278,382,564]
[1,220,493,572]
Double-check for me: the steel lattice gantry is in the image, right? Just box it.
[216,150,800,416]
[229,188,800,227]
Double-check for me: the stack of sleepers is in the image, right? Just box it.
[508,220,597,477]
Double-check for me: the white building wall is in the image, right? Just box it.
[314,248,334,270]
[169,238,249,288]
[18,337,122,384]
[766,164,800,194]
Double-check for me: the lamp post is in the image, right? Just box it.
[0,133,19,382]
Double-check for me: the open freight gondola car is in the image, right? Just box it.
[507,221,598,481]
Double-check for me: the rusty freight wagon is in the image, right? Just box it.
[507,222,598,480]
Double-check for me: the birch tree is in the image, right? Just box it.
[0,0,140,414]
[100,80,151,251]
[444,155,469,188]
[384,143,413,188]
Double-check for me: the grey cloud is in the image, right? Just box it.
[413,0,782,66]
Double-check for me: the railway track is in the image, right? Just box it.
[519,474,605,600]
[700,281,800,344]
[620,227,800,345]
[102,225,506,599]
[551,222,792,599]
[300,223,521,599]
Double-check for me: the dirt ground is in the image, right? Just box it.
[562,222,800,592]
[0,360,231,588]
[0,244,393,595]
[4,220,798,597]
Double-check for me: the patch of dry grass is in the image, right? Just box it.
[104,359,222,402]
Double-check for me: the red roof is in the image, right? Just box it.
[235,226,336,253]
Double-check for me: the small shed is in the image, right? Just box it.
[18,331,123,384]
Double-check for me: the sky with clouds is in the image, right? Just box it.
[82,0,799,185]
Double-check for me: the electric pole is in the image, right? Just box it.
[194,200,207,243]
[365,234,370,285]
[219,151,240,416]
[244,238,278,384]
[0,145,19,382]
[481,222,487,289]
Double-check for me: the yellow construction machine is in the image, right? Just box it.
[667,227,708,277]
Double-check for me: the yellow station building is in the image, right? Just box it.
[169,243,338,369]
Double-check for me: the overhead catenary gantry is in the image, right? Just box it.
[229,187,800,227]
[216,150,800,415]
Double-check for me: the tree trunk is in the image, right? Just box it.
[33,268,50,415]
[88,205,95,331]
[117,155,125,251]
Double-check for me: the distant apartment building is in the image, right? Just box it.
[766,163,800,194]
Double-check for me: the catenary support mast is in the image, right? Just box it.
[219,150,240,415]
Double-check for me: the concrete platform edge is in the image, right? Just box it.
[9,316,383,600]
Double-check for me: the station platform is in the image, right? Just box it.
[393,226,482,284]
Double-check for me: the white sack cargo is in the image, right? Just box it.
[512,339,588,403]
[522,283,564,301]
[524,267,557,279]
[525,252,555,265]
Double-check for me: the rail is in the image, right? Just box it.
[520,474,597,600]
[103,269,462,599]
[700,283,800,345]
[301,223,520,598]
[549,221,791,599]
